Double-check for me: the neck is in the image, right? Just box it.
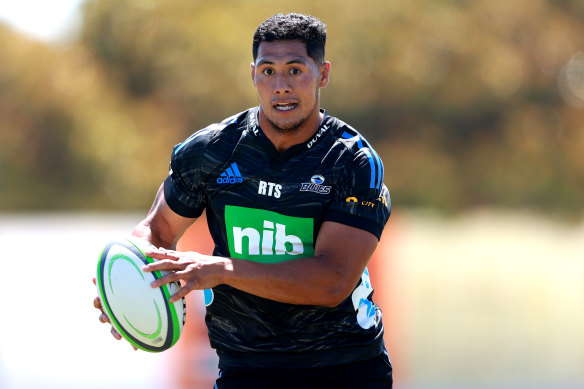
[258,108,323,154]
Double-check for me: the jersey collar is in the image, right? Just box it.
[246,107,334,164]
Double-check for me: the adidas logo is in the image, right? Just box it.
[217,162,244,184]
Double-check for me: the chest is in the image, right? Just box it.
[205,155,341,261]
[205,148,342,216]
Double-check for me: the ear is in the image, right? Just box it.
[319,61,331,88]
[250,62,256,86]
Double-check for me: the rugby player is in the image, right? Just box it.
[95,13,393,389]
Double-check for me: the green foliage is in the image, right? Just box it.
[1,0,583,216]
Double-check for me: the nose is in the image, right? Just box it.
[273,74,291,94]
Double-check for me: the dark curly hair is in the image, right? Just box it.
[252,13,327,64]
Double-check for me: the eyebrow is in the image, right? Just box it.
[256,58,309,67]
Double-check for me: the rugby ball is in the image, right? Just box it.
[96,237,186,352]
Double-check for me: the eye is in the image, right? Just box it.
[262,68,273,76]
[290,68,301,75]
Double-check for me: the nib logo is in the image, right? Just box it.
[233,220,303,256]
[217,162,243,184]
[225,206,314,263]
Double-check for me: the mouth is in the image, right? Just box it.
[273,102,298,112]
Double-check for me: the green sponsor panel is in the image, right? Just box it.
[225,205,314,263]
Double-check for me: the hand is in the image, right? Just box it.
[92,277,137,350]
[143,248,228,303]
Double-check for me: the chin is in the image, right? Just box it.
[267,116,307,134]
[266,105,316,133]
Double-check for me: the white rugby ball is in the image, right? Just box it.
[96,237,185,352]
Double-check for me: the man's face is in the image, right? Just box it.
[251,40,330,133]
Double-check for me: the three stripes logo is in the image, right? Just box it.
[217,162,244,184]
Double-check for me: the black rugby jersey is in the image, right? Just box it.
[164,107,391,368]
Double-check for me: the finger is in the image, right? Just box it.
[169,282,193,303]
[150,271,181,288]
[111,326,122,340]
[93,296,102,310]
[143,259,185,273]
[92,277,96,286]
[144,246,172,256]
[99,313,110,324]
[144,249,180,261]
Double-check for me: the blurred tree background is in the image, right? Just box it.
[1,0,584,217]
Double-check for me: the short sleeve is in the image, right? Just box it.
[163,133,209,218]
[325,146,391,240]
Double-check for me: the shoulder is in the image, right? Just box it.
[172,109,250,158]
[324,115,385,191]
[318,113,379,155]
[330,117,377,155]
[168,108,257,182]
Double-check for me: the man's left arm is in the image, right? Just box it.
[144,220,378,307]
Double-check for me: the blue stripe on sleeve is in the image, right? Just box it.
[362,148,377,189]
[341,131,381,189]
[372,149,384,189]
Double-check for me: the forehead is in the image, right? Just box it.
[255,40,312,65]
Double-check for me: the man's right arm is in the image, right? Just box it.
[131,183,197,250]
